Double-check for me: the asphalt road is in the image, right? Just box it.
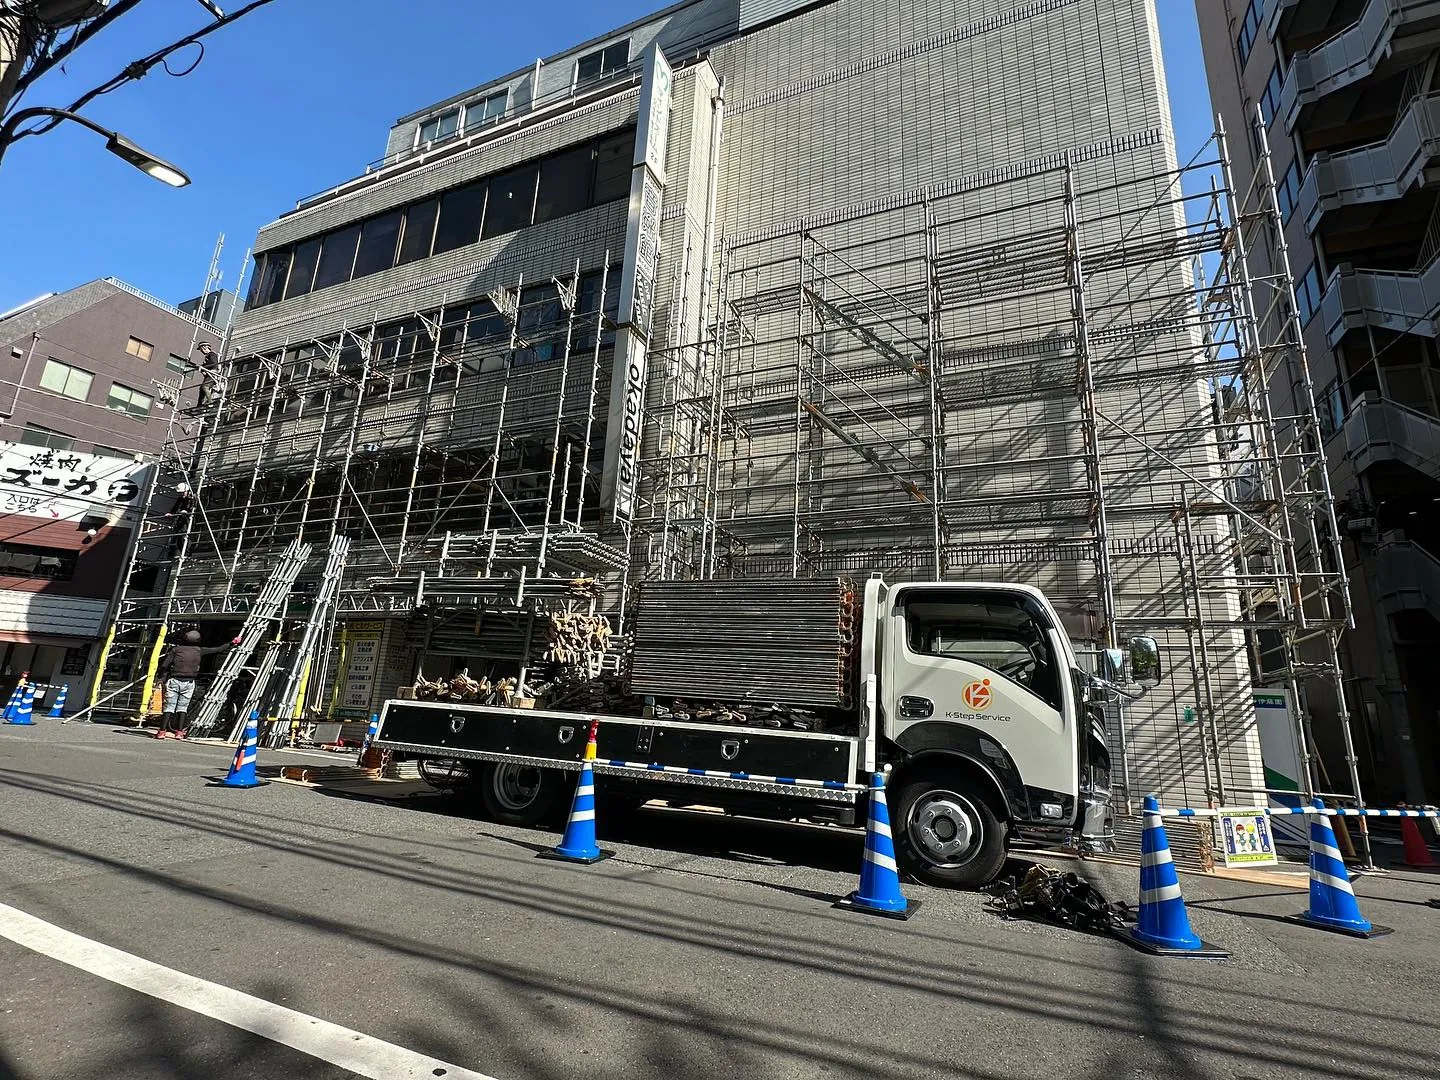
[2,722,1438,1080]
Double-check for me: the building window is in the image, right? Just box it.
[576,40,630,85]
[433,182,488,255]
[1259,63,1285,128]
[1236,0,1262,68]
[592,130,633,204]
[1318,379,1346,437]
[353,211,403,278]
[465,91,508,134]
[125,336,154,361]
[39,358,93,401]
[534,144,598,226]
[418,109,461,146]
[167,353,190,373]
[286,238,321,301]
[313,223,361,291]
[1295,262,1323,325]
[18,424,75,450]
[481,162,539,239]
[1276,159,1303,224]
[398,198,439,265]
[0,542,77,582]
[106,382,153,418]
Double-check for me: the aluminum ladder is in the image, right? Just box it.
[186,538,312,739]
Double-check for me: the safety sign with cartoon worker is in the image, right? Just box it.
[1216,807,1278,867]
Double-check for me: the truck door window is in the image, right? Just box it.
[902,593,1062,710]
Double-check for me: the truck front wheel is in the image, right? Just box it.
[478,762,563,826]
[890,769,1008,889]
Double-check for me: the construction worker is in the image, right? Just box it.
[156,629,240,739]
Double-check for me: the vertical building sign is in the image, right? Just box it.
[604,42,673,522]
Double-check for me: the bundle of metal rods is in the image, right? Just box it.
[627,578,857,709]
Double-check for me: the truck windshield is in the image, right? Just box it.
[902,592,1061,709]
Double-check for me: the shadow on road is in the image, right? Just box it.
[0,764,1429,1080]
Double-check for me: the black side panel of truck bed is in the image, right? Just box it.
[379,701,855,783]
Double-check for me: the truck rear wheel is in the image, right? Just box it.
[478,762,563,826]
[890,769,1008,889]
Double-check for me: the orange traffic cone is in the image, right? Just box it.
[1401,815,1439,871]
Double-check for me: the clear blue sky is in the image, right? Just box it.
[0,0,1213,314]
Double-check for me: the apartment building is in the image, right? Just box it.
[1196,0,1440,803]
[0,278,219,696]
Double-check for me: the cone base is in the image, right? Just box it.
[1284,913,1393,938]
[834,895,921,921]
[537,848,613,865]
[1117,927,1229,959]
[5,719,35,726]
[209,778,270,789]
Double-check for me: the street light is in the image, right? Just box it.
[0,107,191,187]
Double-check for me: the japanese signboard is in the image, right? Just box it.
[0,443,150,525]
[1216,807,1278,868]
[341,621,384,711]
[635,40,672,181]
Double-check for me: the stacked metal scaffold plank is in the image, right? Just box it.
[627,578,857,709]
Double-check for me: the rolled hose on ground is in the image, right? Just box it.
[984,864,1134,932]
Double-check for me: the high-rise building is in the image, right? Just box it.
[109,0,1355,819]
[1196,0,1440,804]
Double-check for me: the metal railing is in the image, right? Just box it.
[1343,394,1440,480]
[102,277,223,335]
[1375,540,1440,616]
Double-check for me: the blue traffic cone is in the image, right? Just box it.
[6,687,36,727]
[539,721,611,865]
[47,684,68,719]
[1,683,21,723]
[1121,795,1227,957]
[356,712,380,766]
[1287,800,1392,938]
[835,771,920,920]
[210,711,268,789]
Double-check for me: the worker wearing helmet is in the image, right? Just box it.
[156,628,239,739]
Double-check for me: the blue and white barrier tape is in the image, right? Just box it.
[1157,806,1440,819]
[602,758,867,792]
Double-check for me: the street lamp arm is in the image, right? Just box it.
[0,107,190,187]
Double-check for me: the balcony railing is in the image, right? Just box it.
[1298,92,1440,234]
[1276,0,1440,132]
[1343,393,1440,481]
[1319,249,1440,344]
[1375,540,1440,618]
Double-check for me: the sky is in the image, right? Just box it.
[0,0,1214,315]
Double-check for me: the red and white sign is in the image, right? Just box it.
[961,679,994,711]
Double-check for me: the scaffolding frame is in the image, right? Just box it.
[101,254,626,722]
[632,123,1362,826]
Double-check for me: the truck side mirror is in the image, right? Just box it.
[1127,636,1162,689]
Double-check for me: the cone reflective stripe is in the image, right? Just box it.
[6,687,36,727]
[46,684,68,719]
[1289,800,1391,937]
[1120,795,1226,957]
[836,771,919,919]
[538,720,611,865]
[211,711,267,789]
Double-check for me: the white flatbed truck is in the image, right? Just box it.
[375,578,1158,888]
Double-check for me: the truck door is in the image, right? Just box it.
[884,585,1078,811]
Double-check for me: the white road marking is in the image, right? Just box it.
[0,901,500,1080]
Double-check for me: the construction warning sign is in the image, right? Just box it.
[1216,807,1277,868]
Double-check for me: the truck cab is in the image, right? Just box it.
[863,579,1119,888]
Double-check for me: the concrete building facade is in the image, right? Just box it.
[144,0,1345,809]
[1196,0,1440,804]
[0,278,220,698]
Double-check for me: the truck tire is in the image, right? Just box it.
[890,768,1009,889]
[478,762,563,827]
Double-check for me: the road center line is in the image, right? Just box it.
[0,900,501,1080]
